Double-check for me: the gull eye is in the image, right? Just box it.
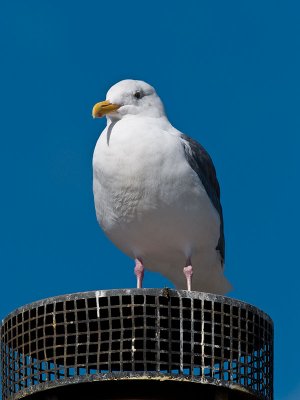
[134,91,142,99]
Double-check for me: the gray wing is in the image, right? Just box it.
[180,134,225,264]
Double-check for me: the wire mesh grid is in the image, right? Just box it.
[0,289,273,400]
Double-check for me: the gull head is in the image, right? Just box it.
[92,80,165,120]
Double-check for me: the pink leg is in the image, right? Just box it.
[134,258,144,289]
[183,261,193,291]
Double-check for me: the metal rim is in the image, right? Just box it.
[1,288,273,327]
[10,372,261,400]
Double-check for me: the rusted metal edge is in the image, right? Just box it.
[9,372,263,400]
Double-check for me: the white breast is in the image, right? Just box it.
[93,116,220,269]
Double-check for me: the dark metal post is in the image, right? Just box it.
[0,289,273,399]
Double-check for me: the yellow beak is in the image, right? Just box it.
[92,100,120,118]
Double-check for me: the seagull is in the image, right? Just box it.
[92,80,231,294]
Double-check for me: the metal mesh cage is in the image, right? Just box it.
[0,289,273,400]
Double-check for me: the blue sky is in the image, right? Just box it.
[0,1,299,398]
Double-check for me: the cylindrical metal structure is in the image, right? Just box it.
[0,289,273,400]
